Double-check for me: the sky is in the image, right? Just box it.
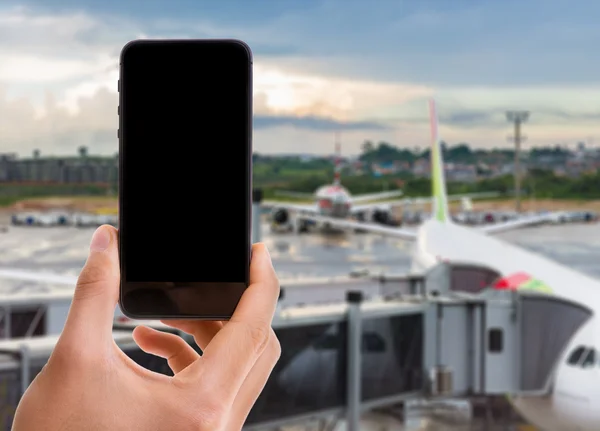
[1,0,599,157]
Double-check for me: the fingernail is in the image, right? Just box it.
[90,226,111,252]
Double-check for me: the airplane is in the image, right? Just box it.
[283,98,600,431]
[11,211,70,227]
[262,138,406,233]
[263,136,500,233]
[9,210,117,228]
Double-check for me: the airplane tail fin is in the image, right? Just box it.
[428,99,450,223]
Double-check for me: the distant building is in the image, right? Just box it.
[0,148,119,185]
[371,161,404,176]
[445,163,477,182]
[299,154,315,162]
[350,160,365,175]
[412,159,430,177]
[497,162,528,177]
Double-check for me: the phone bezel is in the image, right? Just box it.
[117,39,253,320]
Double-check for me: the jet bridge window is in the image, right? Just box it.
[362,332,386,353]
[10,308,46,338]
[314,333,339,350]
[488,328,503,353]
[450,265,501,293]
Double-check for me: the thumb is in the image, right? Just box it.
[59,225,120,349]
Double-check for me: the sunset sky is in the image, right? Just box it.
[1,0,599,157]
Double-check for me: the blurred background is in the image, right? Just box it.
[0,1,599,430]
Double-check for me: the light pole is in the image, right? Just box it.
[506,111,530,212]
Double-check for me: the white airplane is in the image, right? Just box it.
[286,99,600,430]
[10,210,117,228]
[262,140,406,233]
[11,211,70,227]
[264,138,499,233]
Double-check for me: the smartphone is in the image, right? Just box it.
[118,39,253,319]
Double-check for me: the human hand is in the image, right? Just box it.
[13,225,281,431]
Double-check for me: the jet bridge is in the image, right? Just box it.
[0,262,591,430]
[418,261,593,398]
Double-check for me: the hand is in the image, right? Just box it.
[13,225,281,431]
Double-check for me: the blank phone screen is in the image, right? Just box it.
[119,40,251,292]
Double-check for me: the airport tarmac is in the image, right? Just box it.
[0,222,592,430]
[0,222,599,287]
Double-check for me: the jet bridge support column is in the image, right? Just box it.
[346,290,362,431]
[4,306,10,339]
[19,344,30,396]
[252,188,263,244]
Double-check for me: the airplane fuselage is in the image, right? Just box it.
[314,184,352,219]
[412,219,600,431]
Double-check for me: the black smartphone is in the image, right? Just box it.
[118,39,253,319]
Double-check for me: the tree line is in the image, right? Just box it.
[357,141,573,164]
[253,141,576,170]
[257,168,600,201]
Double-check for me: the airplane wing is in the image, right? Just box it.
[274,191,314,200]
[448,191,501,201]
[261,200,317,214]
[296,214,417,240]
[0,268,78,285]
[348,190,403,204]
[405,191,500,204]
[351,199,410,213]
[478,213,554,234]
[351,191,501,213]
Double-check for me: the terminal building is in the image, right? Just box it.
[0,148,118,185]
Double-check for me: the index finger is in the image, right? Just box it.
[178,243,279,400]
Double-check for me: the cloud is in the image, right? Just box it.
[368,86,600,131]
[237,0,600,86]
[392,105,600,130]
[0,84,118,157]
[252,64,432,121]
[7,1,600,88]
[0,82,391,158]
[252,125,401,155]
[0,2,599,158]
[254,115,388,131]
[0,6,133,84]
[0,5,433,156]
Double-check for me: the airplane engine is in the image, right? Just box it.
[270,208,295,232]
[371,208,399,226]
[355,208,399,227]
[272,208,289,225]
[372,209,390,224]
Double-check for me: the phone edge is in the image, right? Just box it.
[117,38,253,320]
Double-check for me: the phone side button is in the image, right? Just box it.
[117,129,120,139]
